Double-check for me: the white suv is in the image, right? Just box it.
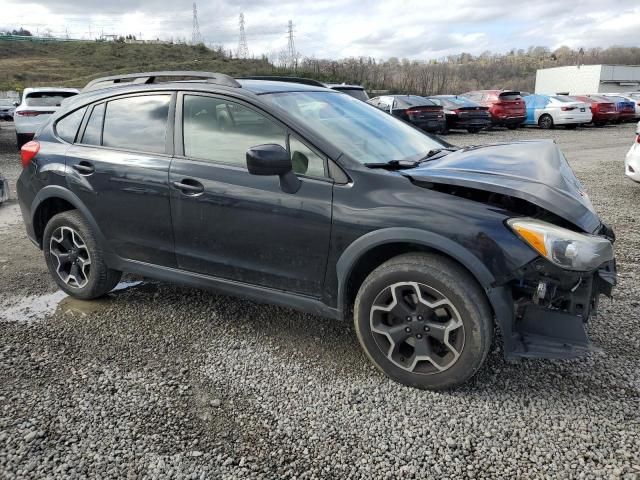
[14,87,79,148]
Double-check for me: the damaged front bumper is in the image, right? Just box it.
[500,256,616,359]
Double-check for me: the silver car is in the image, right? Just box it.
[0,99,16,120]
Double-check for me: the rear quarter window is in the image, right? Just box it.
[55,107,87,143]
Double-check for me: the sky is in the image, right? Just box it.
[2,0,639,60]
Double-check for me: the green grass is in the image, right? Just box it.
[0,40,275,91]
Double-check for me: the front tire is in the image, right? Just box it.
[538,114,554,129]
[354,253,493,390]
[43,210,122,299]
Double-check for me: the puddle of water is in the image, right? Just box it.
[1,290,68,323]
[0,280,150,323]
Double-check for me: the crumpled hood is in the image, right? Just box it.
[402,140,601,233]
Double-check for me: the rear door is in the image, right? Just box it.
[168,92,333,296]
[65,93,176,266]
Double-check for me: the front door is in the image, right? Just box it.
[169,93,333,297]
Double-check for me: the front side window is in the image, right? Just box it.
[261,91,445,164]
[56,107,87,143]
[102,95,170,154]
[183,95,286,166]
[81,103,105,146]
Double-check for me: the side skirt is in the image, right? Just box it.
[112,257,341,320]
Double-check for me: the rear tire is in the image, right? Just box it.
[538,114,554,129]
[353,253,493,390]
[467,127,481,133]
[43,210,122,300]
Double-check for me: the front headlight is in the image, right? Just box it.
[507,218,613,271]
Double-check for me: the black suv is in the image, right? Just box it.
[17,72,616,390]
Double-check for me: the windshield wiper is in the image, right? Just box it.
[418,147,459,162]
[364,147,459,170]
[364,159,420,169]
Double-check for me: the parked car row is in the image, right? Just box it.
[366,88,640,133]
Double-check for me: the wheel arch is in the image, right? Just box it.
[336,228,505,320]
[31,185,109,251]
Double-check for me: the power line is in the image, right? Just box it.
[237,13,249,59]
[191,2,202,45]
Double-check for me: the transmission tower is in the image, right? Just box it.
[237,13,249,59]
[192,2,202,45]
[286,20,296,69]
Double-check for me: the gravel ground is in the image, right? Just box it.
[0,120,639,479]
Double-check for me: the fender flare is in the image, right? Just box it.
[335,227,515,348]
[30,185,110,252]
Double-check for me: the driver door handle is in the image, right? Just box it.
[172,179,204,195]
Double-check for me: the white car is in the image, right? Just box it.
[625,121,640,183]
[523,94,592,129]
[14,87,79,148]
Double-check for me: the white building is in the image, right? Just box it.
[535,65,640,95]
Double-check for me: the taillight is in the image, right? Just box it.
[636,135,640,144]
[561,106,576,111]
[15,110,44,117]
[20,141,40,168]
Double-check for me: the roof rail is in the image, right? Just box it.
[237,76,326,88]
[82,71,241,92]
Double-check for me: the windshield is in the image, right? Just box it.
[261,91,445,164]
[25,91,77,107]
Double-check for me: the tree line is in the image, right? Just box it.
[270,46,640,95]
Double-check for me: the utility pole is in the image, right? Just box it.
[237,13,249,59]
[192,2,202,45]
[286,20,296,70]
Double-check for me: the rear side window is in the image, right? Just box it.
[81,103,105,146]
[55,107,87,143]
[102,95,170,154]
[25,92,77,107]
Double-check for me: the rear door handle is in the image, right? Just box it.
[172,179,204,195]
[71,161,95,175]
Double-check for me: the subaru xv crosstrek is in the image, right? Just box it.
[17,72,616,390]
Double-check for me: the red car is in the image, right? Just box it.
[571,96,619,126]
[462,90,525,129]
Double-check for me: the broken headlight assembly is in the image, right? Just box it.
[507,218,614,272]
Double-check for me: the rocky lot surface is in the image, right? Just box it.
[0,120,639,479]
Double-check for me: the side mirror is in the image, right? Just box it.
[246,144,301,194]
[13,101,19,107]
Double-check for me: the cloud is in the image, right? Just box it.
[1,0,637,59]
